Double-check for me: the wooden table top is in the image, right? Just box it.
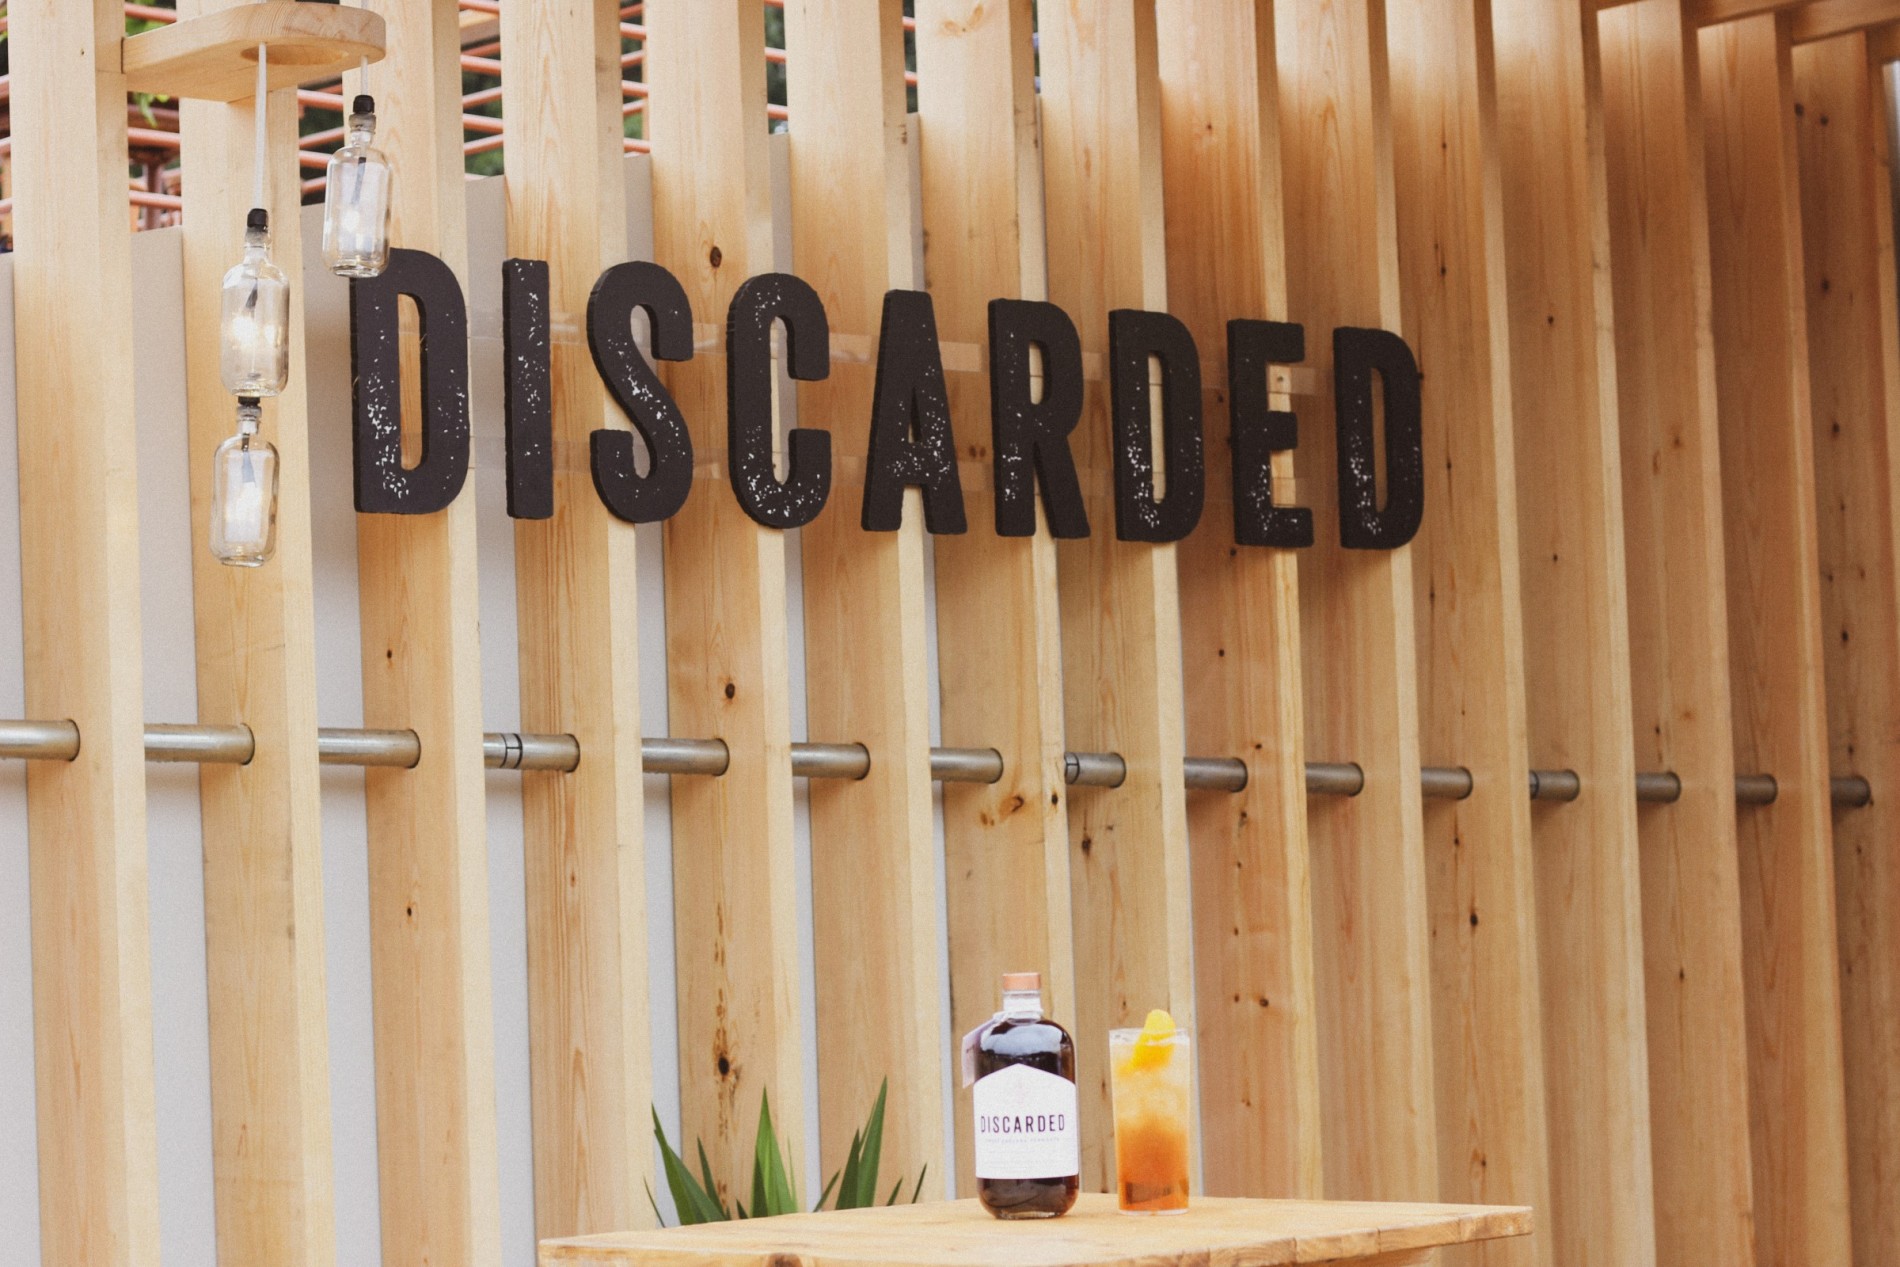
[538,1195,1534,1265]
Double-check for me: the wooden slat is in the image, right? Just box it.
[912,0,1081,1196]
[498,0,655,1236]
[350,2,502,1263]
[1152,0,1324,1199]
[177,0,338,1261]
[1489,1,1659,1263]
[1866,18,1900,58]
[779,0,947,1191]
[1790,29,1900,1263]
[8,2,161,1263]
[1383,0,1554,1259]
[1595,6,1759,1266]
[1701,18,1857,1267]
[645,0,809,1193]
[1273,0,1437,1205]
[1036,0,1198,1193]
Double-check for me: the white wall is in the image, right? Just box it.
[0,143,957,1266]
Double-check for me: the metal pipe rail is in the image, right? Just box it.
[0,719,1872,806]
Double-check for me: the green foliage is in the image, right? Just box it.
[648,1079,927,1226]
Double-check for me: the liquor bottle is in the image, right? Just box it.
[971,971,1080,1218]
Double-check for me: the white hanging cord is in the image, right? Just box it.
[252,42,268,211]
[360,54,370,103]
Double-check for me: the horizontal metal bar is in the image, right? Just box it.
[792,742,871,781]
[1635,771,1684,804]
[0,721,1879,810]
[1185,755,1248,793]
[932,747,1004,784]
[640,736,730,777]
[146,722,253,764]
[1065,750,1127,788]
[1529,769,1582,802]
[318,727,418,768]
[1421,766,1475,799]
[1306,762,1366,797]
[1832,775,1872,808]
[0,719,80,760]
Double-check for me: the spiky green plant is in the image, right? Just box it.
[648,1079,927,1226]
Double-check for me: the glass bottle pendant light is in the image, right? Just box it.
[209,397,280,567]
[219,206,291,396]
[321,93,392,277]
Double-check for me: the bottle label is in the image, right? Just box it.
[972,1064,1079,1179]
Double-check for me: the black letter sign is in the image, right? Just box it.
[587,260,697,524]
[988,299,1089,538]
[1107,309,1204,543]
[1332,326,1424,549]
[862,289,967,534]
[727,273,833,529]
[350,248,471,515]
[1227,319,1314,548]
[501,258,553,519]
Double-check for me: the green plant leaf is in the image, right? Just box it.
[644,1179,668,1229]
[853,1079,889,1209]
[753,1091,800,1216]
[908,1164,929,1205]
[813,1168,842,1213]
[653,1108,728,1226]
[837,1129,865,1211]
[886,1177,903,1205]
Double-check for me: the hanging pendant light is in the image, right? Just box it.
[321,59,392,277]
[209,396,280,567]
[212,41,289,566]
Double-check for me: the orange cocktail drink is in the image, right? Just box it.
[1109,1011,1192,1213]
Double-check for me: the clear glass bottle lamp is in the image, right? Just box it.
[210,397,280,568]
[321,94,392,277]
[219,207,290,398]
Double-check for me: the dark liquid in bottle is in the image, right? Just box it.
[975,1016,1080,1219]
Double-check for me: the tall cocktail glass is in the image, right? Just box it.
[1108,1020,1191,1214]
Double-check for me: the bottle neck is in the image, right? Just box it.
[1001,989,1043,1021]
[242,226,271,258]
[345,113,376,147]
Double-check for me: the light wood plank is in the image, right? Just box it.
[645,0,809,1194]
[1152,0,1324,1199]
[1700,18,1858,1267]
[9,2,161,1263]
[912,0,1081,1196]
[122,0,385,102]
[1273,0,1438,1205]
[780,0,947,1192]
[1489,1,1659,1263]
[1790,29,1900,1263]
[1866,19,1900,58]
[1383,0,1554,1260]
[542,1195,1533,1266]
[177,1,339,1261]
[1596,6,1759,1266]
[499,0,655,1236]
[1036,0,1198,1193]
[1792,0,1900,42]
[349,2,502,1263]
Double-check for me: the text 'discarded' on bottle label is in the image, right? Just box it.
[972,1063,1080,1179]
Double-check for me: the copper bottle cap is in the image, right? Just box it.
[1001,972,1041,991]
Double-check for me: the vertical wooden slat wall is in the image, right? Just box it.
[1791,28,1900,1266]
[1152,0,1326,1200]
[646,0,809,1191]
[353,3,503,1262]
[1383,1,1553,1260]
[1596,6,1758,1266]
[1490,3,1658,1265]
[1274,0,1438,1204]
[9,2,161,1263]
[14,2,1900,1263]
[1700,16,1857,1267]
[1036,0,1198,1192]
[177,1,339,1261]
[499,0,655,1237]
[780,0,948,1187]
[912,0,1081,1197]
